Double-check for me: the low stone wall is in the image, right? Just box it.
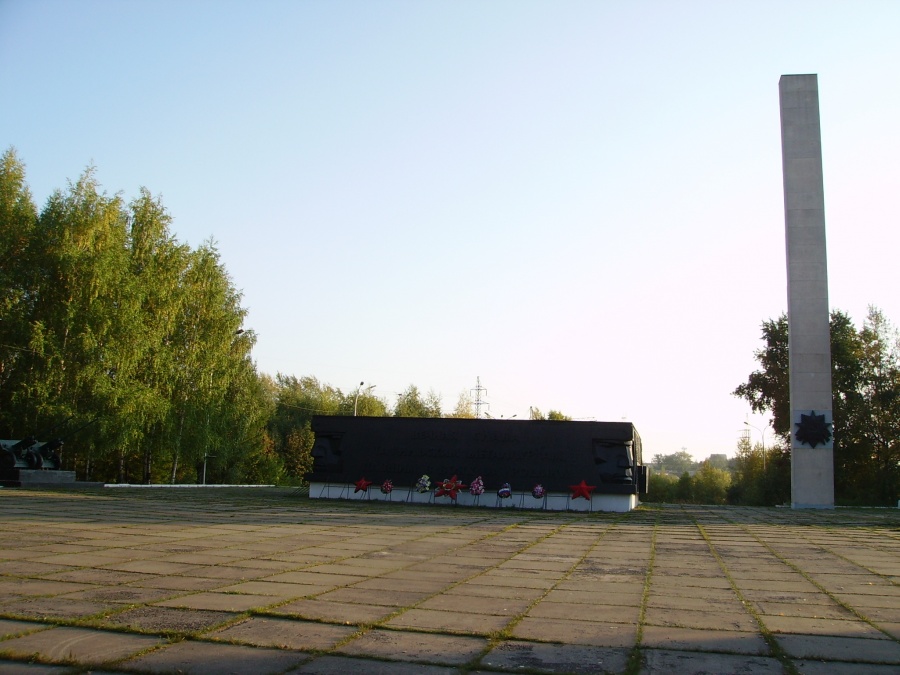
[310,482,638,512]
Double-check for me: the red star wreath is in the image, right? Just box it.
[435,475,467,500]
[354,477,373,493]
[569,480,596,500]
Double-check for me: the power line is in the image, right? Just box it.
[471,376,488,419]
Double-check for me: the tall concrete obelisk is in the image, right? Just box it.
[779,74,835,509]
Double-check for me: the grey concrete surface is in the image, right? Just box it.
[0,487,897,674]
[779,73,835,508]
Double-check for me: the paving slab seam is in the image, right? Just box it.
[156,519,544,646]
[3,491,899,673]
[288,518,581,663]
[716,513,900,647]
[238,515,625,673]
[625,513,657,675]
[181,518,602,674]
[784,526,900,584]
[692,515,801,675]
[251,517,550,627]
[481,516,627,637]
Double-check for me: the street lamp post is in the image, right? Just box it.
[354,382,376,416]
[202,451,216,485]
[744,421,767,471]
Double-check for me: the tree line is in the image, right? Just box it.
[646,309,900,507]
[5,150,896,502]
[1,151,573,484]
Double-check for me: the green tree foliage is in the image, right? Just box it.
[726,436,791,506]
[0,149,38,413]
[529,407,571,421]
[734,309,900,505]
[651,450,697,476]
[394,385,442,418]
[265,375,390,482]
[691,461,731,505]
[0,150,267,483]
[643,472,679,502]
[267,375,339,481]
[446,391,476,418]
[642,461,731,505]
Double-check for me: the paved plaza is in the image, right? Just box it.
[0,488,897,674]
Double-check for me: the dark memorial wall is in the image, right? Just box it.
[309,416,647,495]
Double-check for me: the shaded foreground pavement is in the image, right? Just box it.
[0,488,898,674]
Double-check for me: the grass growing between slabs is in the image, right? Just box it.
[0,489,897,673]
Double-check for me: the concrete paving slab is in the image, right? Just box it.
[0,661,72,674]
[384,607,510,634]
[315,587,431,607]
[646,594,744,612]
[350,577,454,594]
[155,591,279,612]
[640,648,782,674]
[877,622,900,640]
[209,616,357,650]
[335,627,487,664]
[380,569,470,583]
[753,600,855,620]
[464,573,556,590]
[41,568,155,584]
[122,639,310,674]
[527,600,640,625]
[214,580,323,597]
[442,582,545,601]
[2,490,899,673]
[511,617,636,647]
[834,593,900,609]
[178,565,265,581]
[765,615,888,639]
[792,659,900,674]
[775,634,900,663]
[269,598,397,624]
[0,579,95,597]
[219,558,299,572]
[0,597,112,620]
[289,654,460,674]
[99,606,236,633]
[543,587,643,606]
[480,639,630,674]
[125,574,231,591]
[0,619,50,638]
[98,559,204,575]
[263,570,368,586]
[641,625,768,655]
[644,607,759,632]
[0,625,160,664]
[0,561,71,576]
[417,593,532,616]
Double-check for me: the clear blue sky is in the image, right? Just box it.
[2,0,898,460]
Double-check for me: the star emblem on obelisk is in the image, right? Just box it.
[794,410,832,448]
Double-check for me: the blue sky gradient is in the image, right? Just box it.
[2,0,898,459]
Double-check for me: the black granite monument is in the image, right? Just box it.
[308,416,647,498]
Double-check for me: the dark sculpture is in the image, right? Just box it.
[0,436,63,471]
[0,418,95,475]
